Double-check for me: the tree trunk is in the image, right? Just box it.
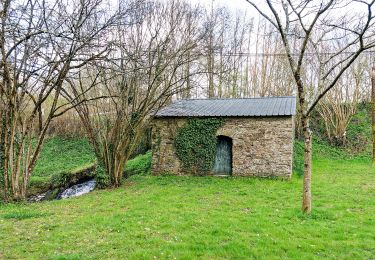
[372,63,375,164]
[207,0,215,98]
[208,51,215,98]
[302,116,312,214]
[0,110,7,201]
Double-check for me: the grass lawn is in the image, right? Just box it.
[1,153,374,259]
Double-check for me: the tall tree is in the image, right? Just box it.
[245,0,375,213]
[0,0,119,201]
[62,0,204,187]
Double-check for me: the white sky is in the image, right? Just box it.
[187,0,369,17]
[188,0,256,12]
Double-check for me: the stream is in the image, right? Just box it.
[57,179,96,199]
[28,179,96,202]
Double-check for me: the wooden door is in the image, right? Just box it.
[213,136,232,175]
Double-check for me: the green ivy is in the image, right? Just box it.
[175,118,224,176]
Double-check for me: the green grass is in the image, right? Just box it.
[28,137,96,193]
[125,151,152,176]
[1,210,50,220]
[1,150,374,259]
[293,137,371,176]
[33,136,95,179]
[28,137,151,193]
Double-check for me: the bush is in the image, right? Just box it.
[310,102,371,155]
[94,163,110,189]
[47,112,86,138]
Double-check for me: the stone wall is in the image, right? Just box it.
[151,116,294,179]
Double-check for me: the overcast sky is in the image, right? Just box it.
[188,0,255,12]
[186,0,371,29]
[187,0,368,16]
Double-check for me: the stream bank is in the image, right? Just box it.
[28,165,96,202]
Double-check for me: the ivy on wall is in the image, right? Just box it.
[175,118,224,175]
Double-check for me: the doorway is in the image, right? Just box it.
[213,135,232,175]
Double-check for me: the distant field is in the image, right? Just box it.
[1,148,374,259]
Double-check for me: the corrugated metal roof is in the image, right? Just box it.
[155,96,297,117]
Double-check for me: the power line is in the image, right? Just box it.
[210,50,375,57]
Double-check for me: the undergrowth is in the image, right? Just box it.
[125,151,152,176]
[311,102,372,155]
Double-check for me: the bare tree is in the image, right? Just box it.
[246,18,295,97]
[201,6,254,98]
[246,0,375,213]
[0,0,119,201]
[62,0,204,187]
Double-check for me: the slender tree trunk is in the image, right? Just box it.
[208,51,214,98]
[372,63,375,164]
[207,0,215,98]
[302,116,312,214]
[0,109,8,201]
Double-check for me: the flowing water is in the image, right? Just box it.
[57,179,96,199]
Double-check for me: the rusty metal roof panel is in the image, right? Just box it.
[155,96,297,117]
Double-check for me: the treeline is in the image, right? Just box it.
[0,0,373,202]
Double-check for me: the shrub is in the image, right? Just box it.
[310,102,371,155]
[94,163,110,189]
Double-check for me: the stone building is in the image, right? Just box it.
[151,96,296,179]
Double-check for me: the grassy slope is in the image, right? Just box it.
[30,137,96,188]
[33,137,95,178]
[346,103,372,155]
[311,102,372,156]
[31,137,152,184]
[0,145,374,259]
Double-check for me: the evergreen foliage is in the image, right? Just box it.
[175,118,224,175]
